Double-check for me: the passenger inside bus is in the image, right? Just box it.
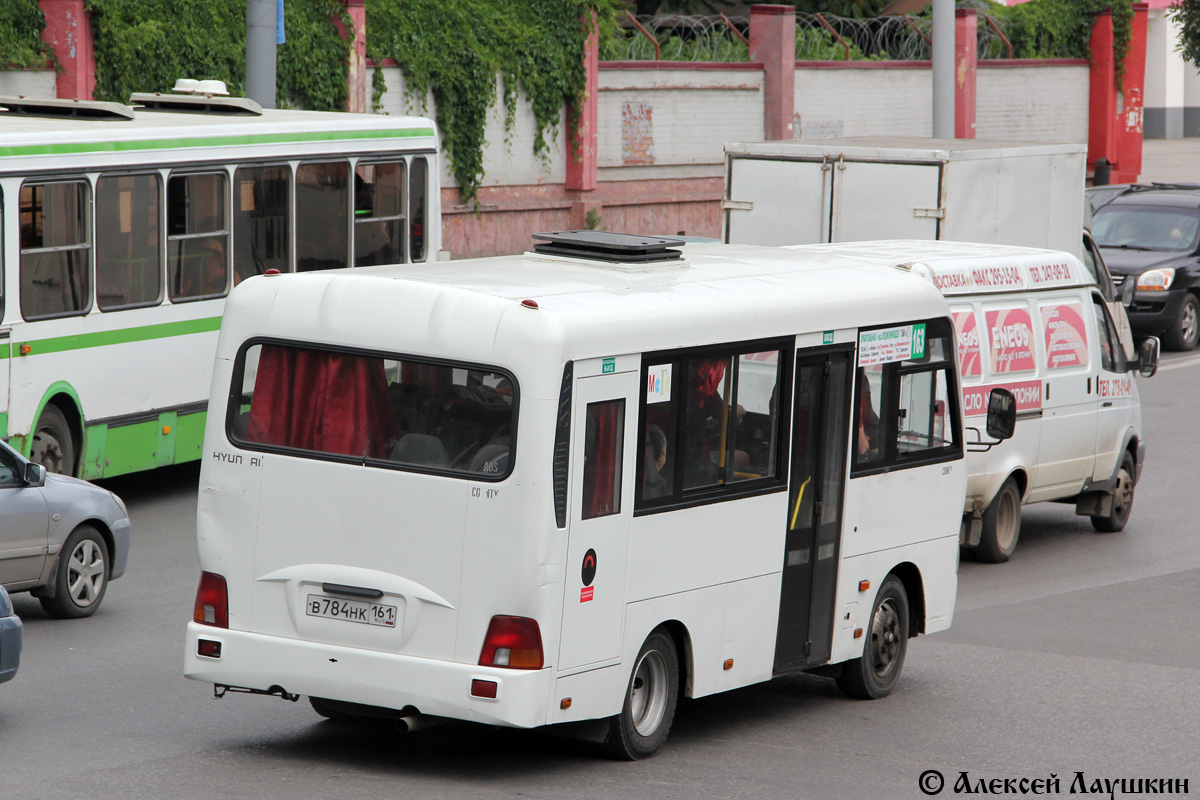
[856,367,882,461]
[643,424,669,499]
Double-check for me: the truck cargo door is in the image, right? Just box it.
[832,161,941,243]
[724,157,829,246]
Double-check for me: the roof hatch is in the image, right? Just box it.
[0,96,135,121]
[531,231,685,265]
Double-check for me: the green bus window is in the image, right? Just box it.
[410,156,428,262]
[97,174,163,311]
[233,165,290,283]
[296,161,349,272]
[354,161,406,267]
[20,181,91,320]
[168,172,229,301]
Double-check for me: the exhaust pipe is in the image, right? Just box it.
[395,714,439,733]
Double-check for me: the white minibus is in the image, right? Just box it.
[793,241,1159,562]
[0,90,439,478]
[184,232,1013,758]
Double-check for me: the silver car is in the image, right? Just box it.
[0,585,19,683]
[0,439,131,618]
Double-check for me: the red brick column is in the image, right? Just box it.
[38,0,95,101]
[334,0,367,113]
[749,5,796,140]
[955,9,977,139]
[1088,11,1119,179]
[1114,3,1149,182]
[567,10,599,195]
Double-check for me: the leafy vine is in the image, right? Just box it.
[0,0,55,71]
[85,0,349,111]
[367,0,617,202]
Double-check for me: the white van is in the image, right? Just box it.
[791,241,1159,562]
[183,233,1014,758]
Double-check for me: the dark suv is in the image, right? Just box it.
[1088,184,1200,350]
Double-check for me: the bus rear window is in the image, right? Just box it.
[229,342,517,479]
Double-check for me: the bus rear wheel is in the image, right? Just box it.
[837,575,909,700]
[976,477,1021,563]
[603,628,679,760]
[31,404,76,476]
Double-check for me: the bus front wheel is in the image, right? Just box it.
[603,628,679,760]
[31,405,76,476]
[837,575,909,700]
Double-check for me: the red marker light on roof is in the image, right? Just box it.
[520,299,539,309]
[265,269,281,276]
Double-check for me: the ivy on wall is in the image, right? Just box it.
[1,0,55,70]
[85,0,349,111]
[367,0,617,202]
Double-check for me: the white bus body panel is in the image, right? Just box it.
[186,241,973,730]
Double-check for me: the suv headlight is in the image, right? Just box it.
[1136,267,1175,291]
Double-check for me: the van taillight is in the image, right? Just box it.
[194,571,229,628]
[478,615,543,669]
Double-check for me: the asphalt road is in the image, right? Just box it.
[2,354,1197,800]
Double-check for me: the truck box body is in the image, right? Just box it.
[723,137,1088,258]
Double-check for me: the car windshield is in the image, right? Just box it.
[1092,205,1200,251]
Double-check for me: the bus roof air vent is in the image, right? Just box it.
[0,96,135,121]
[129,89,263,116]
[531,231,686,267]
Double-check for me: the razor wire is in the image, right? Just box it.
[603,12,1021,64]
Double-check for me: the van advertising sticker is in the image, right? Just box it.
[962,380,1042,418]
[986,308,1036,373]
[1041,302,1089,370]
[952,310,982,378]
[858,323,926,367]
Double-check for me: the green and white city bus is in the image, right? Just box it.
[0,90,438,478]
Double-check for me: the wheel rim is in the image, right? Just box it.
[1182,301,1199,346]
[994,489,1018,552]
[869,597,903,678]
[1113,466,1134,520]
[31,426,67,474]
[66,539,106,608]
[629,648,669,737]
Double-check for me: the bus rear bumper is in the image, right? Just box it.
[184,622,552,728]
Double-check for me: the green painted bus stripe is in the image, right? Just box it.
[18,316,222,355]
[0,127,436,158]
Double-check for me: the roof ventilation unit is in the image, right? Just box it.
[0,96,135,121]
[129,80,262,115]
[531,231,685,265]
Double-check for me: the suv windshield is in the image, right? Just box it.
[1093,205,1200,252]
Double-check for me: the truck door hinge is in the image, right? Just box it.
[722,199,754,211]
[914,208,946,219]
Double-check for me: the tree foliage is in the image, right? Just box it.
[979,0,1133,84]
[1171,0,1200,73]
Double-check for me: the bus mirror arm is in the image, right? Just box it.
[967,388,1017,451]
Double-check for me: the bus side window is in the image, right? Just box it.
[296,161,349,272]
[582,399,625,519]
[233,165,290,283]
[19,180,91,320]
[168,172,229,301]
[410,156,428,262]
[354,161,406,267]
[96,173,163,311]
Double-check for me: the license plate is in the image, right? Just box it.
[306,594,397,628]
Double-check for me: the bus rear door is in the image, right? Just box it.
[559,359,638,671]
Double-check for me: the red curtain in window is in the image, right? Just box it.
[583,402,621,519]
[246,346,395,459]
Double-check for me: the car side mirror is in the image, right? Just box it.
[985,388,1016,441]
[1131,336,1160,378]
[1121,279,1136,307]
[23,461,46,487]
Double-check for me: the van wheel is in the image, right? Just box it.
[976,477,1021,563]
[39,525,109,619]
[1092,452,1136,533]
[836,575,908,699]
[1166,293,1200,351]
[603,629,679,760]
[31,404,76,476]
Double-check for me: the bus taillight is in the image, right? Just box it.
[478,615,543,669]
[194,571,229,628]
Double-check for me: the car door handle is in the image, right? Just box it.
[1101,401,1113,408]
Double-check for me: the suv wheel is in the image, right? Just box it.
[1165,293,1200,351]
